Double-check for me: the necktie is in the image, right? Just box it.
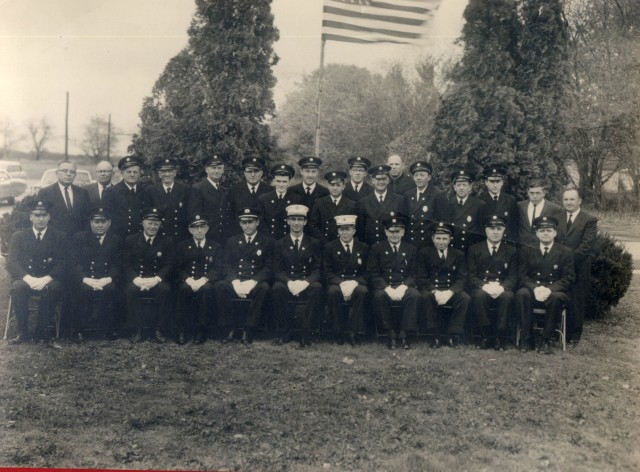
[458,199,463,207]
[531,203,538,224]
[147,238,152,247]
[333,199,338,206]
[294,239,299,251]
[166,187,172,194]
[306,187,312,196]
[354,185,359,193]
[251,186,256,195]
[278,194,283,200]
[198,241,203,250]
[97,235,102,246]
[567,213,573,229]
[493,195,498,202]
[392,245,398,254]
[491,245,497,256]
[247,237,252,245]
[379,195,384,204]
[543,247,549,257]
[345,244,351,254]
[131,186,136,195]
[99,185,105,200]
[417,191,423,201]
[64,186,72,211]
[440,250,445,260]
[37,232,42,242]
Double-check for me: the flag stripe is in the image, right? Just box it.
[369,1,431,14]
[322,20,421,39]
[323,5,424,27]
[321,32,409,44]
[323,12,425,34]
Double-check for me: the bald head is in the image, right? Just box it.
[387,154,404,178]
[95,160,114,186]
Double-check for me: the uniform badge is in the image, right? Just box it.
[337,251,341,255]
[466,215,472,223]
[504,211,509,216]
[553,265,558,269]
[257,249,262,256]
[157,252,162,257]
[422,205,428,213]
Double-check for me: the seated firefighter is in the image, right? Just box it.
[214,207,274,345]
[466,215,518,350]
[70,206,123,339]
[175,215,222,344]
[6,200,66,343]
[516,216,575,354]
[322,214,369,346]
[123,208,175,342]
[418,222,470,348]
[367,213,420,350]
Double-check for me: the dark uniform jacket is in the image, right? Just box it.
[389,173,415,195]
[402,185,445,248]
[343,181,373,203]
[227,181,271,219]
[143,181,192,241]
[70,230,123,285]
[518,243,575,292]
[516,199,562,247]
[273,235,322,284]
[478,191,519,242]
[190,178,230,244]
[7,227,67,281]
[556,210,598,265]
[123,233,175,282]
[176,237,223,282]
[102,182,148,238]
[466,241,518,291]
[357,192,404,246]
[221,232,274,283]
[417,246,468,292]
[290,182,330,212]
[435,194,486,252]
[258,190,302,241]
[86,182,112,207]
[367,241,417,290]
[323,239,368,285]
[36,183,91,236]
[308,195,357,244]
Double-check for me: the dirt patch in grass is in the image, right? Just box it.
[0,278,639,471]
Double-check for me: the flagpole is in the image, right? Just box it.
[313,38,326,157]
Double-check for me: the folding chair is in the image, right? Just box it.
[4,294,61,340]
[516,304,567,352]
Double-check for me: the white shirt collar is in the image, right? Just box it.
[247,182,260,192]
[207,177,219,189]
[530,199,545,209]
[567,208,581,219]
[304,182,317,192]
[375,190,388,200]
[125,183,137,192]
[489,191,500,199]
[539,241,554,253]
[332,195,342,204]
[162,183,174,192]
[487,240,501,252]
[457,196,468,205]
[438,247,447,258]
[32,227,48,238]
[290,234,303,245]
[194,237,206,246]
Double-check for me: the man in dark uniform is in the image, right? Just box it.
[7,200,66,343]
[290,156,329,211]
[343,156,373,202]
[70,206,123,339]
[190,154,231,244]
[215,207,274,344]
[175,215,222,344]
[308,170,356,244]
[144,157,192,243]
[516,216,575,354]
[36,160,91,237]
[227,157,270,217]
[323,214,369,346]
[436,170,486,253]
[478,166,518,242]
[418,222,470,347]
[387,154,416,195]
[272,204,323,347]
[123,208,175,342]
[467,215,518,350]
[402,161,444,249]
[102,156,148,238]
[556,188,598,344]
[258,163,301,240]
[86,160,114,207]
[367,214,420,350]
[516,178,562,248]
[357,164,403,246]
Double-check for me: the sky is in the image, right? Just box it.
[0,0,468,157]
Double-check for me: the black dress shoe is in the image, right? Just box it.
[347,332,357,347]
[448,335,461,348]
[222,330,235,344]
[401,338,410,350]
[431,337,441,348]
[494,337,504,351]
[241,330,253,345]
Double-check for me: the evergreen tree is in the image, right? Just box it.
[130,0,279,183]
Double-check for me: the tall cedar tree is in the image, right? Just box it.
[129,0,279,184]
[429,0,571,198]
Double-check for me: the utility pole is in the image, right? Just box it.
[107,113,111,162]
[64,92,69,162]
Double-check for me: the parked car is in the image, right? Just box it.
[0,170,27,204]
[0,160,27,180]
[31,168,95,195]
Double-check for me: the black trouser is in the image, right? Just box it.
[272,281,324,332]
[125,282,172,337]
[470,288,514,334]
[516,287,569,341]
[372,287,420,333]
[214,280,270,330]
[72,282,118,336]
[326,284,368,333]
[11,279,63,339]
[176,281,216,340]
[422,290,470,335]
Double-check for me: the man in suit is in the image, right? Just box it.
[6,200,67,343]
[478,166,519,243]
[175,215,223,344]
[387,154,416,195]
[144,157,192,242]
[123,208,175,342]
[36,160,91,237]
[402,161,444,249]
[86,160,114,207]
[418,222,470,348]
[69,206,123,339]
[308,170,356,244]
[467,215,518,350]
[290,156,329,211]
[516,216,575,354]
[367,214,420,350]
[357,164,403,246]
[323,214,369,346]
[516,178,562,248]
[190,154,230,244]
[435,170,486,253]
[258,164,301,240]
[343,156,373,203]
[102,156,148,238]
[227,156,270,218]
[272,204,323,347]
[215,207,274,345]
[556,188,598,344]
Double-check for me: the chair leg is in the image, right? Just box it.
[3,296,12,340]
[558,308,567,352]
[55,303,61,339]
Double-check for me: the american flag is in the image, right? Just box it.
[322,0,443,44]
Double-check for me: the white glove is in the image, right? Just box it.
[31,276,52,291]
[395,284,408,300]
[339,280,358,300]
[534,286,551,302]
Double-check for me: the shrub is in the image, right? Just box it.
[588,232,634,317]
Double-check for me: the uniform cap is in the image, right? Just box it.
[485,215,506,227]
[271,164,295,178]
[286,204,309,218]
[368,165,392,178]
[237,207,261,220]
[432,221,454,235]
[189,214,209,227]
[204,154,225,167]
[484,166,506,179]
[142,207,163,221]
[382,212,408,229]
[410,161,433,174]
[451,169,474,183]
[334,214,357,226]
[298,156,323,168]
[533,215,558,229]
[348,156,371,170]
[29,199,52,213]
[241,157,266,170]
[155,158,177,171]
[117,156,142,171]
[89,206,112,220]
[324,170,348,183]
